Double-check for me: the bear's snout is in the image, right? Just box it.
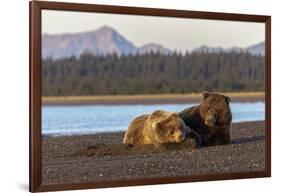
[178,133,184,139]
[175,129,186,142]
[205,115,216,127]
[176,133,185,142]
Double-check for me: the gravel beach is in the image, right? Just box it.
[42,121,265,185]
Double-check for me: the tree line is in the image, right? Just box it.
[42,51,264,96]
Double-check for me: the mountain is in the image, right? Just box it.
[42,26,138,59]
[246,42,265,56]
[192,45,225,53]
[42,25,265,59]
[192,42,264,56]
[42,26,171,59]
[138,43,172,55]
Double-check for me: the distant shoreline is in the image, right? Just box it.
[42,92,265,106]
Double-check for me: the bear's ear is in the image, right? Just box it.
[202,91,210,100]
[225,96,231,104]
[152,122,164,135]
[168,112,178,118]
[152,121,161,130]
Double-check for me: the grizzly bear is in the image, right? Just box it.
[179,91,232,146]
[123,110,191,146]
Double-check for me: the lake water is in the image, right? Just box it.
[42,102,265,136]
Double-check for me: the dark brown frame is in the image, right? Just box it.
[30,1,271,192]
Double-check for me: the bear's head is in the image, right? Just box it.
[151,111,190,144]
[199,91,232,127]
[196,92,232,145]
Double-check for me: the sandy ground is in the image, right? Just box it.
[42,92,265,106]
[41,121,265,185]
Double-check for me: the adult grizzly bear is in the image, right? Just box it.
[179,91,232,146]
[123,110,190,146]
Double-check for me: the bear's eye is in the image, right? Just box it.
[169,130,174,135]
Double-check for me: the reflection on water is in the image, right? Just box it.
[42,102,265,136]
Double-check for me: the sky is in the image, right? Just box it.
[42,10,265,52]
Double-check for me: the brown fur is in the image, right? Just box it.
[179,91,232,146]
[123,110,190,146]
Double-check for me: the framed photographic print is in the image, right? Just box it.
[30,1,271,192]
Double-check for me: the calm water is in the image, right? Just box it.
[42,102,265,136]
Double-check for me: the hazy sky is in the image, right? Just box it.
[42,10,265,52]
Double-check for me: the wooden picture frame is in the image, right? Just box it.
[30,1,271,192]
